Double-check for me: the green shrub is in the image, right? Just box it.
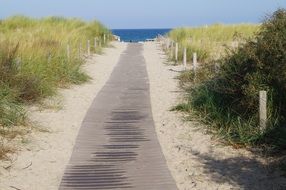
[180,9,286,150]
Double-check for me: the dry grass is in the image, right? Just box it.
[167,23,259,62]
[0,15,111,160]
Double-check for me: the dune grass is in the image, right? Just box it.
[167,23,259,63]
[0,16,110,127]
[170,9,286,152]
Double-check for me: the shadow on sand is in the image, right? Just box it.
[189,148,286,190]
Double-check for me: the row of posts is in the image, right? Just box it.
[166,40,198,72]
[66,34,107,59]
[15,34,107,68]
[164,38,268,133]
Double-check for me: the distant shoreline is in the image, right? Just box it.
[112,28,171,42]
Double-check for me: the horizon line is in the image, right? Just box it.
[110,22,260,30]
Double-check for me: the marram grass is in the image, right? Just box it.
[167,23,259,62]
[0,16,111,127]
[171,10,286,151]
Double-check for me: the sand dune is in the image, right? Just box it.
[144,41,286,190]
[1,41,285,190]
[0,42,127,190]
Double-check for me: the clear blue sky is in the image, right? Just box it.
[1,0,286,29]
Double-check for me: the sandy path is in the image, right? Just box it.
[1,40,285,190]
[144,41,286,190]
[59,43,177,189]
[0,42,127,190]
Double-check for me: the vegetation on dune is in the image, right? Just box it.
[0,16,111,156]
[167,23,259,63]
[171,9,286,152]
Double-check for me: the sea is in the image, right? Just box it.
[112,29,171,42]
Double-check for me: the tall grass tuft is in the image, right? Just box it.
[168,24,259,63]
[0,16,111,128]
[173,9,286,151]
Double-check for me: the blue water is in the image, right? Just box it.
[112,29,171,42]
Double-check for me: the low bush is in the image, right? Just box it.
[176,9,286,151]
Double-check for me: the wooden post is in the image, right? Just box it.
[78,42,82,58]
[15,57,21,69]
[167,39,170,50]
[103,34,106,44]
[183,47,187,70]
[79,42,82,58]
[193,52,197,72]
[162,39,166,50]
[94,37,97,50]
[259,91,267,131]
[175,43,178,63]
[87,40,90,56]
[215,63,220,73]
[231,41,239,48]
[67,44,70,60]
[47,52,52,63]
[170,41,173,60]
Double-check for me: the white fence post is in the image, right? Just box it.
[167,39,170,50]
[183,47,187,70]
[78,43,80,58]
[67,44,70,60]
[103,34,106,44]
[87,40,90,56]
[47,52,52,63]
[94,37,97,50]
[175,43,178,63]
[215,63,220,73]
[16,57,22,69]
[163,38,167,50]
[170,41,173,59]
[259,91,267,131]
[193,52,197,73]
[79,42,82,58]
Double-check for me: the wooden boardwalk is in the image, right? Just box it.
[59,43,177,190]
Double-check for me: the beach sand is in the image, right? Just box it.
[143,41,286,190]
[1,41,285,190]
[0,42,127,190]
